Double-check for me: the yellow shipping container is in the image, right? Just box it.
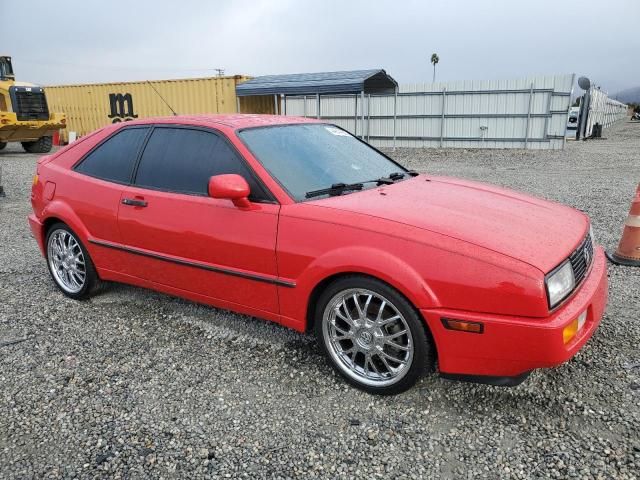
[45,75,275,143]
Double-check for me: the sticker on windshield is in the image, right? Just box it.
[325,126,350,137]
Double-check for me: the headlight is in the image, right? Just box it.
[546,261,575,308]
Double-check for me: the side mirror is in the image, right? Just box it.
[208,174,251,208]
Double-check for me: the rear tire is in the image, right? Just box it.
[0,141,7,151]
[22,136,53,154]
[314,275,434,394]
[45,223,99,300]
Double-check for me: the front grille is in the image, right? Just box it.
[568,232,594,287]
[10,86,49,121]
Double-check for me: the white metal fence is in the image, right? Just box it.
[583,88,628,137]
[284,74,576,149]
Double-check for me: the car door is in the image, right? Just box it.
[69,126,150,270]
[116,125,281,314]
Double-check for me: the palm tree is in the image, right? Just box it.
[430,53,439,83]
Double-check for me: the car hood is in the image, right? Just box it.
[308,175,588,273]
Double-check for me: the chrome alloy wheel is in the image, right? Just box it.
[322,288,414,387]
[47,229,87,294]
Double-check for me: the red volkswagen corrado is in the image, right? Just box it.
[29,115,608,394]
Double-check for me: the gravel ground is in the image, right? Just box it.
[1,122,639,479]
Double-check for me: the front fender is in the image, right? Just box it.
[277,245,440,332]
[302,245,439,308]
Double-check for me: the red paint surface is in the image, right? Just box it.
[28,115,608,378]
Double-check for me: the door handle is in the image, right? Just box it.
[122,198,148,207]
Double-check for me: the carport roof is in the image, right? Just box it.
[235,69,398,96]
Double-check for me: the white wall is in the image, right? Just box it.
[584,88,627,137]
[284,74,576,150]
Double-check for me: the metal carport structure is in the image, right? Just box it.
[235,69,398,140]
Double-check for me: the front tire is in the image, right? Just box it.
[22,136,53,153]
[0,141,7,151]
[45,223,99,299]
[314,276,433,394]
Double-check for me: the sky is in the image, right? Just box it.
[1,0,639,94]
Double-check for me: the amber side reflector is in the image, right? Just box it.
[563,318,580,344]
[32,174,39,186]
[441,318,484,334]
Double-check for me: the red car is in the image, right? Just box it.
[29,115,608,394]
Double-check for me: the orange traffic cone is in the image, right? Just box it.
[607,183,640,267]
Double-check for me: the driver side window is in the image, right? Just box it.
[134,127,270,201]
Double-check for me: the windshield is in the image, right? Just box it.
[238,124,407,201]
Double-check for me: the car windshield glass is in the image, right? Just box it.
[238,124,407,201]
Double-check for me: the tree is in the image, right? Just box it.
[430,53,439,83]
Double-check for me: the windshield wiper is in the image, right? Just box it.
[305,176,397,199]
[305,182,364,199]
[305,170,419,199]
[388,170,419,179]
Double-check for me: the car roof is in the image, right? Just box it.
[122,114,322,130]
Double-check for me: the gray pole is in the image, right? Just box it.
[303,96,307,118]
[354,94,358,137]
[578,89,591,140]
[367,94,371,143]
[393,87,397,151]
[543,88,552,141]
[440,88,446,148]
[576,96,583,140]
[360,90,365,139]
[274,94,279,115]
[524,82,534,149]
[236,97,241,113]
[282,94,286,116]
[564,73,576,149]
[580,89,591,140]
[316,93,320,119]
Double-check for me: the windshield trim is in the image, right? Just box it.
[236,122,408,203]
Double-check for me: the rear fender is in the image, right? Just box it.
[41,200,92,245]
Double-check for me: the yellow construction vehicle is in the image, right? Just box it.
[0,56,65,153]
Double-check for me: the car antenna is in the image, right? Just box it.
[146,81,178,116]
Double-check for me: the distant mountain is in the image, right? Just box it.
[613,87,640,104]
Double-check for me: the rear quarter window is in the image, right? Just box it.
[74,127,149,184]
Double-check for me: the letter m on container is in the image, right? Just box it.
[108,93,138,123]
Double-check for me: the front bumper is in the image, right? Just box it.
[0,112,66,142]
[421,246,608,380]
